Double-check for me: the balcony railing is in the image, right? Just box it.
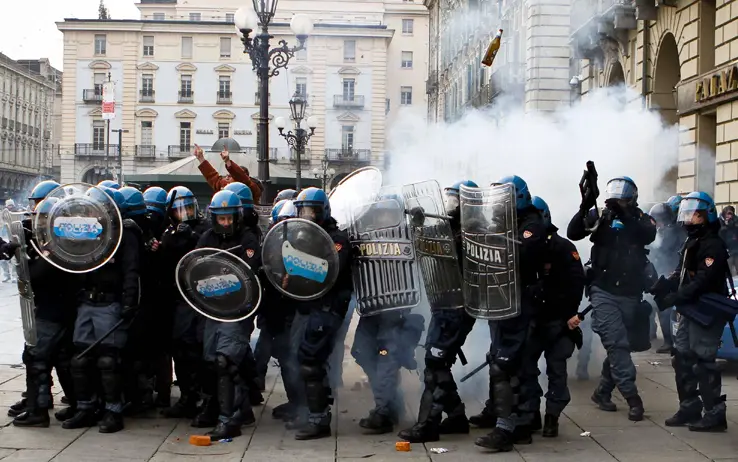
[426,71,439,95]
[333,95,365,109]
[289,148,311,163]
[75,143,121,157]
[254,92,271,105]
[136,145,156,158]
[241,147,279,158]
[178,91,194,103]
[83,89,103,103]
[43,130,50,139]
[168,145,191,158]
[139,90,155,103]
[571,0,642,57]
[325,148,371,163]
[217,91,233,104]
[1,117,6,129]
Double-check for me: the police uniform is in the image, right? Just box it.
[566,177,655,422]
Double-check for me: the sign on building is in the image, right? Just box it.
[102,81,116,120]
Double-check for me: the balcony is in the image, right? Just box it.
[178,91,194,103]
[83,89,103,103]
[135,145,156,158]
[8,120,14,131]
[426,71,439,95]
[325,148,371,163]
[570,0,652,60]
[254,92,271,105]
[289,148,311,164]
[1,117,6,129]
[139,90,155,103]
[168,145,191,158]
[43,130,50,139]
[333,95,365,109]
[241,147,279,159]
[217,91,233,104]
[74,143,121,157]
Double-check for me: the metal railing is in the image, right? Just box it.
[83,89,102,103]
[324,148,371,162]
[74,143,121,156]
[333,95,365,108]
[139,90,155,103]
[217,91,233,104]
[254,92,271,105]
[289,148,311,163]
[178,91,194,103]
[168,145,191,158]
[136,145,157,158]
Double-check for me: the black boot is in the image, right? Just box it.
[206,370,241,441]
[689,365,727,432]
[162,393,199,419]
[249,387,264,406]
[191,395,219,428]
[665,410,702,427]
[98,410,124,433]
[7,399,27,418]
[207,421,242,441]
[474,427,514,452]
[55,406,77,422]
[439,414,470,434]
[295,378,332,440]
[359,409,394,434]
[13,408,49,428]
[530,411,542,432]
[542,414,559,437]
[272,402,297,421]
[469,407,498,428]
[397,421,440,443]
[688,407,728,433]
[295,418,332,440]
[626,395,645,422]
[62,409,98,429]
[591,389,617,412]
[512,425,533,444]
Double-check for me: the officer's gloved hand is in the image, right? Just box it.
[408,207,425,226]
[655,293,678,311]
[1,242,20,259]
[121,305,138,320]
[176,223,192,234]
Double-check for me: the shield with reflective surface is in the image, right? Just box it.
[328,167,383,230]
[402,180,464,310]
[460,183,520,320]
[32,183,122,274]
[176,247,261,322]
[2,208,37,345]
[261,218,339,300]
[348,188,421,316]
[254,205,272,237]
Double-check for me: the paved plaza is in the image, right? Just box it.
[0,284,738,461]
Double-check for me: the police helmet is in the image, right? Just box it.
[274,189,298,204]
[666,195,683,215]
[605,176,638,204]
[209,190,242,235]
[33,196,59,215]
[223,182,254,210]
[100,187,126,212]
[496,175,532,211]
[444,180,478,196]
[648,202,675,227]
[270,199,297,226]
[167,186,199,222]
[531,196,551,228]
[98,180,120,190]
[677,191,718,227]
[143,187,168,216]
[119,186,147,217]
[29,180,60,202]
[294,187,331,223]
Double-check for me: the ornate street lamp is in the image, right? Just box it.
[312,157,336,191]
[275,94,317,191]
[235,3,313,203]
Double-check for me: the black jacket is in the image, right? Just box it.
[534,225,586,321]
[157,220,204,301]
[196,224,262,270]
[668,224,729,305]
[719,217,738,253]
[567,205,656,297]
[518,205,548,288]
[0,237,14,260]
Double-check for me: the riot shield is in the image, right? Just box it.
[32,183,122,273]
[261,218,339,300]
[459,183,520,320]
[176,247,262,322]
[402,180,464,310]
[328,167,383,230]
[254,205,272,237]
[2,208,37,346]
[348,189,421,317]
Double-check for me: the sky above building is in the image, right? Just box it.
[0,0,140,69]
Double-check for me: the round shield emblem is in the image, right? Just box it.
[261,218,339,301]
[33,183,122,273]
[328,166,383,230]
[176,247,262,322]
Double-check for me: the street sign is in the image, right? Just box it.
[102,81,115,120]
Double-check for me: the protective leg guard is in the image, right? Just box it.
[489,362,513,418]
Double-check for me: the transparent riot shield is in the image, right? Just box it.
[460,183,521,320]
[261,218,339,300]
[328,166,383,230]
[254,205,272,237]
[348,190,421,316]
[402,180,465,310]
[2,208,36,345]
[32,183,122,274]
[176,247,262,322]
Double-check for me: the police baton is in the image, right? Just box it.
[75,318,127,361]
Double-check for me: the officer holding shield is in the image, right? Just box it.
[653,192,729,432]
[566,176,655,422]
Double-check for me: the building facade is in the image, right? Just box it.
[0,55,61,200]
[57,0,428,186]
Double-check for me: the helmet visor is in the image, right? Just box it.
[677,198,709,226]
[298,205,322,222]
[173,197,198,222]
[444,194,459,215]
[605,179,637,200]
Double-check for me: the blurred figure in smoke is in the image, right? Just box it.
[718,205,738,274]
[648,199,686,353]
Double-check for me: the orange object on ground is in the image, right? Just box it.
[189,435,211,446]
[395,441,411,451]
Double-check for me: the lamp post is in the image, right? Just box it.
[234,3,313,202]
[111,128,129,185]
[311,157,336,191]
[275,94,316,191]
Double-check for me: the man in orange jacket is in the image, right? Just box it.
[194,144,263,204]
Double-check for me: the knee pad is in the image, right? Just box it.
[435,369,457,392]
[489,361,510,383]
[71,355,92,371]
[97,355,117,372]
[299,363,324,381]
[215,354,230,372]
[423,367,435,386]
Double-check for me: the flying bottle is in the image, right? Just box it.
[482,29,503,67]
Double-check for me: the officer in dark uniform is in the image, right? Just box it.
[197,189,262,440]
[566,176,655,422]
[517,196,585,438]
[653,192,730,432]
[398,180,479,443]
[289,187,352,440]
[62,187,142,433]
[649,200,686,353]
[474,175,547,452]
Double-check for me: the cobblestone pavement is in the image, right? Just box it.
[1,283,738,461]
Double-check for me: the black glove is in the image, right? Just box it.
[121,305,138,320]
[408,207,425,226]
[655,293,678,311]
[176,223,192,234]
[1,242,20,259]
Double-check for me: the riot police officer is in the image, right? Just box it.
[474,175,547,452]
[98,180,120,190]
[274,189,298,204]
[517,196,585,438]
[398,180,479,443]
[62,187,142,433]
[197,190,262,440]
[649,200,687,353]
[289,187,352,440]
[653,192,729,432]
[566,176,655,422]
